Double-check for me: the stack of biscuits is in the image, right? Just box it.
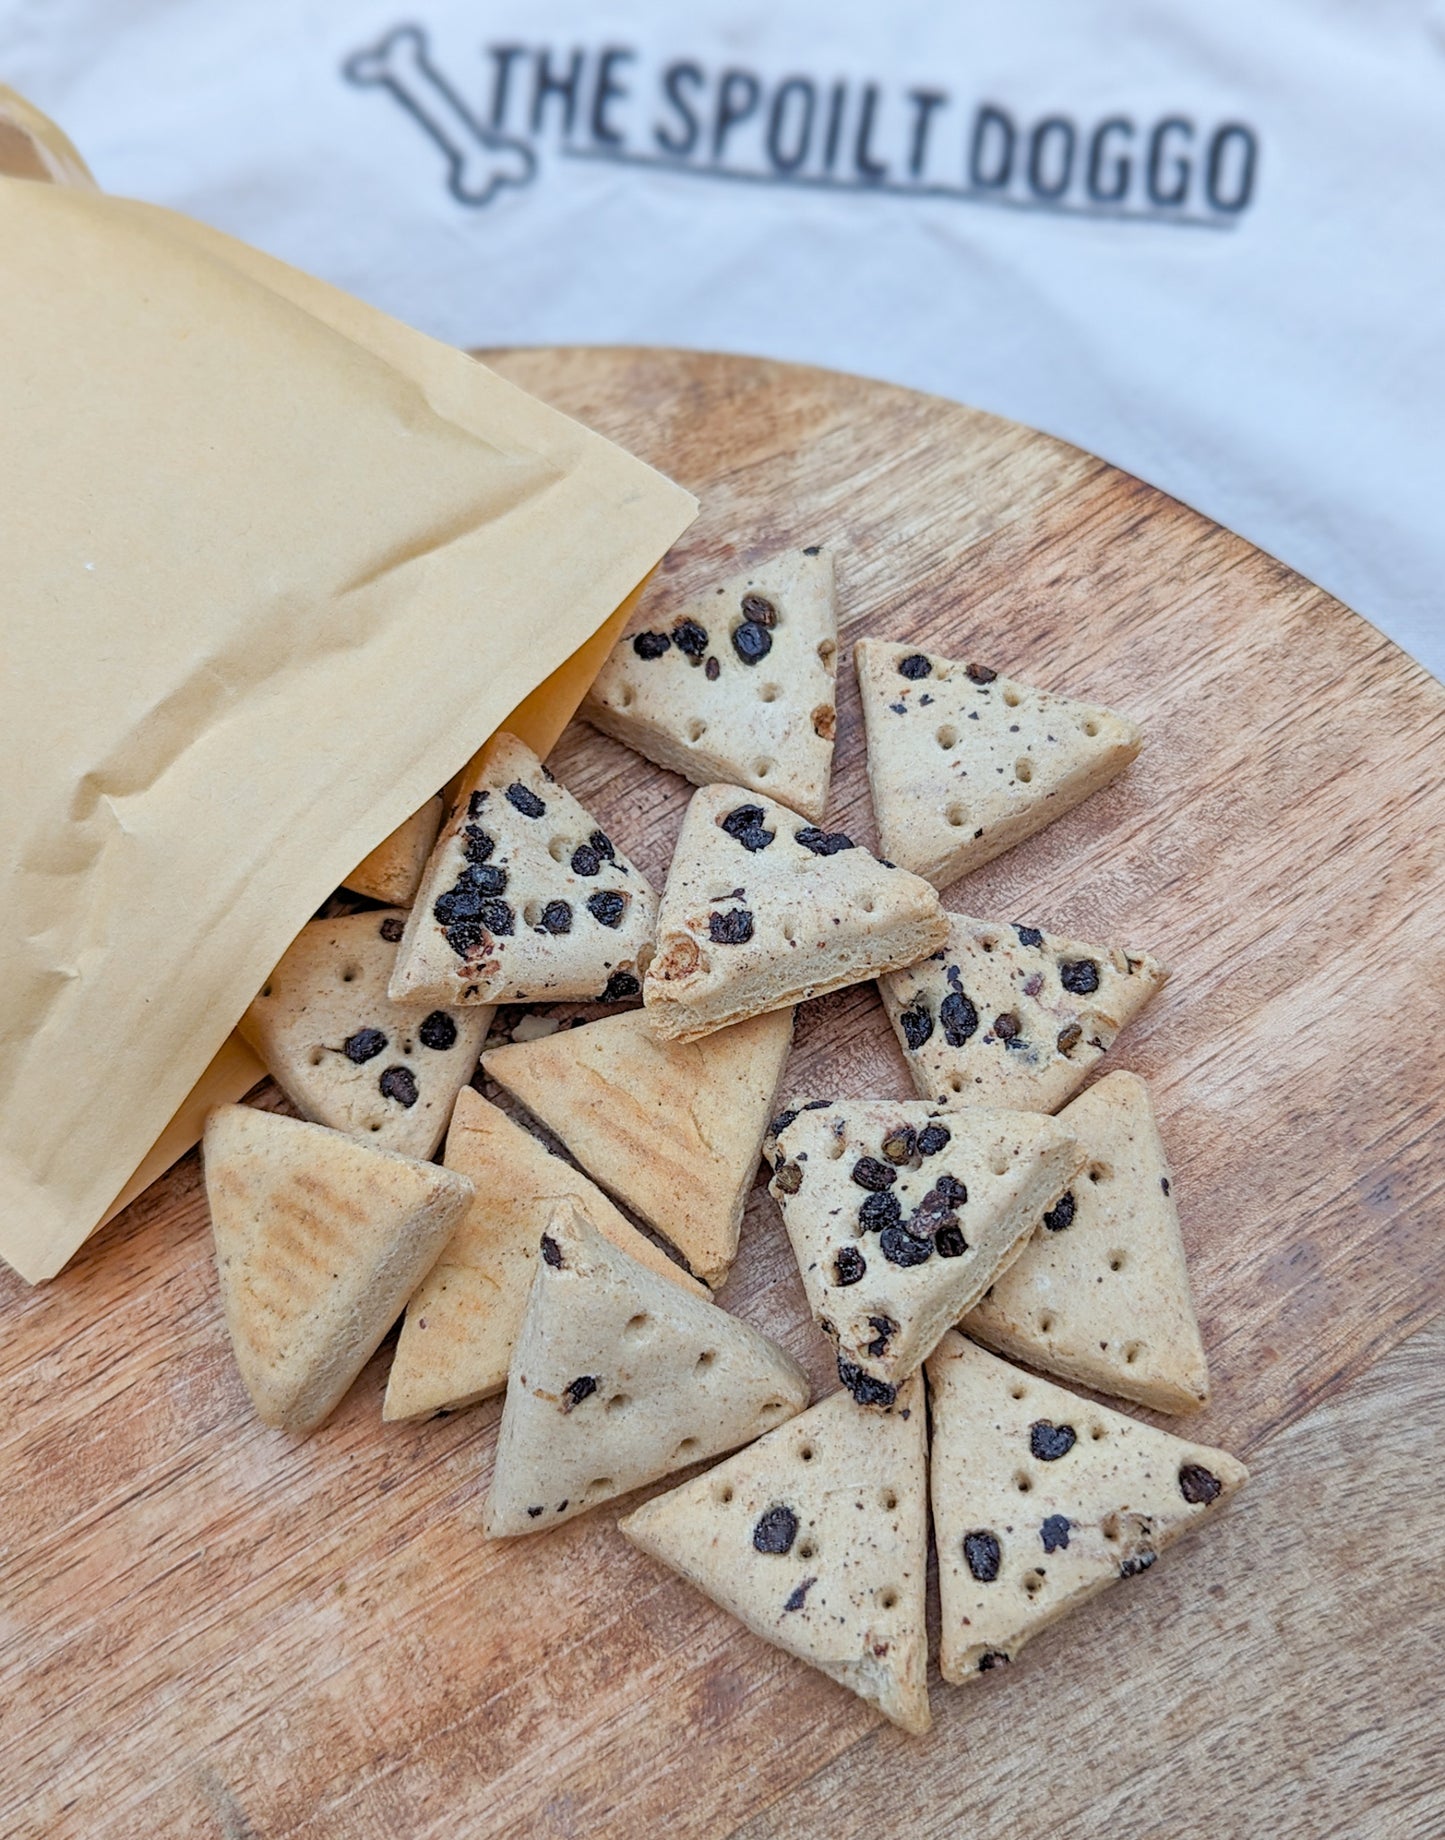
[205,547,1246,1737]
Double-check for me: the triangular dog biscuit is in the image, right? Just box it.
[927,1332,1247,1683]
[389,731,657,1007]
[768,1099,1081,1399]
[343,795,444,906]
[583,548,839,821]
[620,1375,931,1735]
[203,1105,473,1433]
[483,1006,794,1288]
[483,1207,809,1536]
[879,914,1167,1114]
[240,909,491,1161]
[855,638,1142,887]
[644,784,947,1042]
[966,1072,1209,1413]
[384,1088,705,1421]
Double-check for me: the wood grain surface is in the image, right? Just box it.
[3,349,1442,1840]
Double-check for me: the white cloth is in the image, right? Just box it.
[5,0,1442,679]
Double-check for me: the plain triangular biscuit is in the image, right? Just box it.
[644,784,947,1042]
[620,1374,931,1734]
[927,1332,1247,1683]
[343,794,444,906]
[966,1073,1209,1413]
[240,909,491,1160]
[583,548,839,821]
[855,638,1142,887]
[384,1088,706,1420]
[483,1006,794,1287]
[483,1207,809,1536]
[203,1105,473,1433]
[879,913,1167,1114]
[389,731,658,1007]
[768,1099,1082,1398]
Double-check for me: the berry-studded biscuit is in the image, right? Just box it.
[584,548,838,821]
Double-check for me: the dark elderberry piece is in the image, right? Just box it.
[540,1234,563,1268]
[537,899,573,934]
[783,1578,815,1612]
[977,1651,1010,1671]
[563,1375,598,1411]
[705,656,721,680]
[586,890,626,928]
[467,789,488,819]
[851,1156,896,1192]
[505,782,546,818]
[672,618,709,658]
[445,920,483,956]
[965,662,998,684]
[476,898,515,936]
[1060,958,1102,996]
[600,970,641,1002]
[1040,1514,1072,1553]
[343,1028,387,1063]
[732,621,772,664]
[833,1245,866,1285]
[379,1066,418,1107]
[770,1108,799,1141]
[721,804,775,852]
[435,877,511,929]
[898,1002,933,1051]
[917,1122,951,1156]
[993,1011,1022,1044]
[588,829,616,862]
[570,843,602,877]
[1119,1551,1157,1578]
[433,886,478,928]
[897,653,932,680]
[880,1224,932,1267]
[740,592,778,626]
[935,1223,968,1258]
[709,908,754,945]
[752,1504,798,1554]
[461,824,495,865]
[1029,1420,1078,1462]
[864,1315,897,1357]
[379,915,406,942]
[462,863,509,897]
[1178,1463,1223,1505]
[632,630,671,659]
[837,1357,896,1408]
[912,1180,963,1235]
[1042,1192,1076,1233]
[795,827,854,856]
[859,1192,902,1231]
[418,1012,458,1051]
[963,1530,1001,1582]
[1014,924,1044,948]
[940,990,979,1046]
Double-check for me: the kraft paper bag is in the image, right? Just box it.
[0,114,695,1283]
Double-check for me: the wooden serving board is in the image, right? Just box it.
[3,350,1442,1840]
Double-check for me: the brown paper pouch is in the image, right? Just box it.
[0,139,694,1283]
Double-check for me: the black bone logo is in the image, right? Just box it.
[343,25,535,206]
